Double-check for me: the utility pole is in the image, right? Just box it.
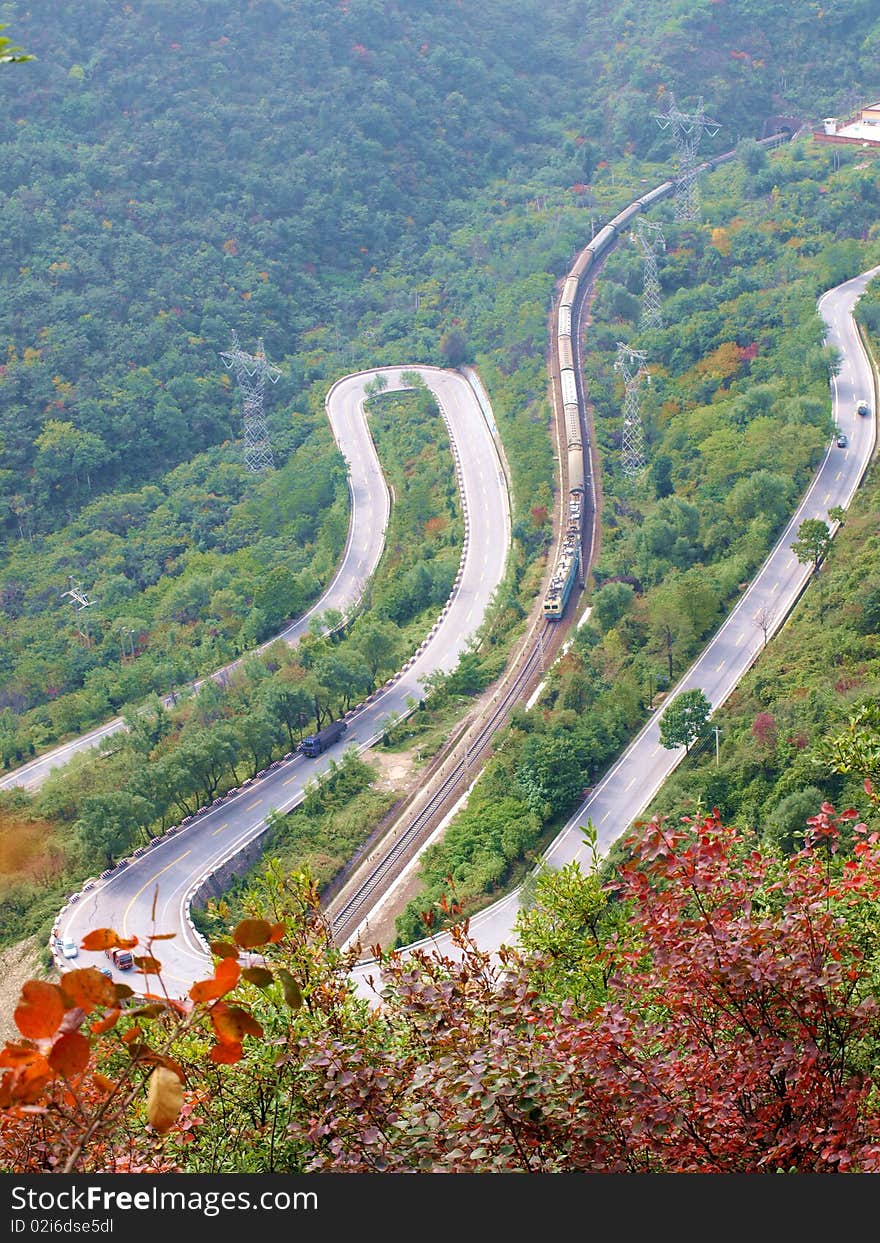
[714,725,722,767]
[614,343,650,479]
[632,218,665,329]
[654,93,721,222]
[219,332,281,473]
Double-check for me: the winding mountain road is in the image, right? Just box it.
[54,366,510,992]
[350,264,880,996]
[1,372,395,795]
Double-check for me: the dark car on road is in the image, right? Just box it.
[836,431,848,448]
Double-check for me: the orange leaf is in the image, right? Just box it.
[48,1032,90,1077]
[189,955,240,1004]
[17,1057,54,1103]
[148,933,177,941]
[209,1040,243,1064]
[80,929,138,952]
[232,918,272,949]
[121,1026,143,1045]
[60,968,117,1015]
[0,1043,41,1068]
[210,1001,263,1045]
[92,1073,116,1093]
[133,956,162,975]
[14,981,65,1041]
[90,1008,120,1035]
[268,921,285,943]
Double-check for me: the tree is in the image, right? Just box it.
[0,25,32,64]
[659,687,711,754]
[791,518,831,572]
[590,581,634,632]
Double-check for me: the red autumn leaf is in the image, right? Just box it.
[209,1040,243,1064]
[80,929,138,952]
[48,1032,90,1077]
[60,968,117,1015]
[121,1027,143,1045]
[92,1073,116,1093]
[14,982,66,1041]
[268,921,285,943]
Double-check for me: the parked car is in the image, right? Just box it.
[60,936,78,960]
[836,431,848,448]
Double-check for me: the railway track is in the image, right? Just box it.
[329,243,603,948]
[329,622,551,943]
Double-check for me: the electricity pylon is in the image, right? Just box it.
[632,218,665,329]
[219,332,281,473]
[654,94,720,222]
[62,577,96,646]
[615,343,650,478]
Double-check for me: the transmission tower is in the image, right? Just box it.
[219,332,281,472]
[632,218,665,329]
[62,576,96,646]
[653,94,721,222]
[614,343,650,478]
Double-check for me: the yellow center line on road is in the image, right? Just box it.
[601,811,611,823]
[625,776,636,790]
[716,659,725,671]
[835,471,842,481]
[736,633,745,646]
[246,799,263,810]
[283,775,300,787]
[823,491,831,504]
[771,581,779,593]
[210,822,229,837]
[123,851,191,936]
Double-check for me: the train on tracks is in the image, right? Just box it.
[543,132,789,620]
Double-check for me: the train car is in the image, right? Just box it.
[609,201,642,231]
[562,275,580,307]
[567,447,585,494]
[638,181,674,209]
[586,224,617,257]
[560,367,578,409]
[557,335,574,374]
[570,248,594,281]
[564,403,582,450]
[557,302,572,339]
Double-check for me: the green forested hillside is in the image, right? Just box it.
[2,0,880,755]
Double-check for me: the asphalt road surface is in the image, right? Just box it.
[349,264,880,999]
[55,366,510,994]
